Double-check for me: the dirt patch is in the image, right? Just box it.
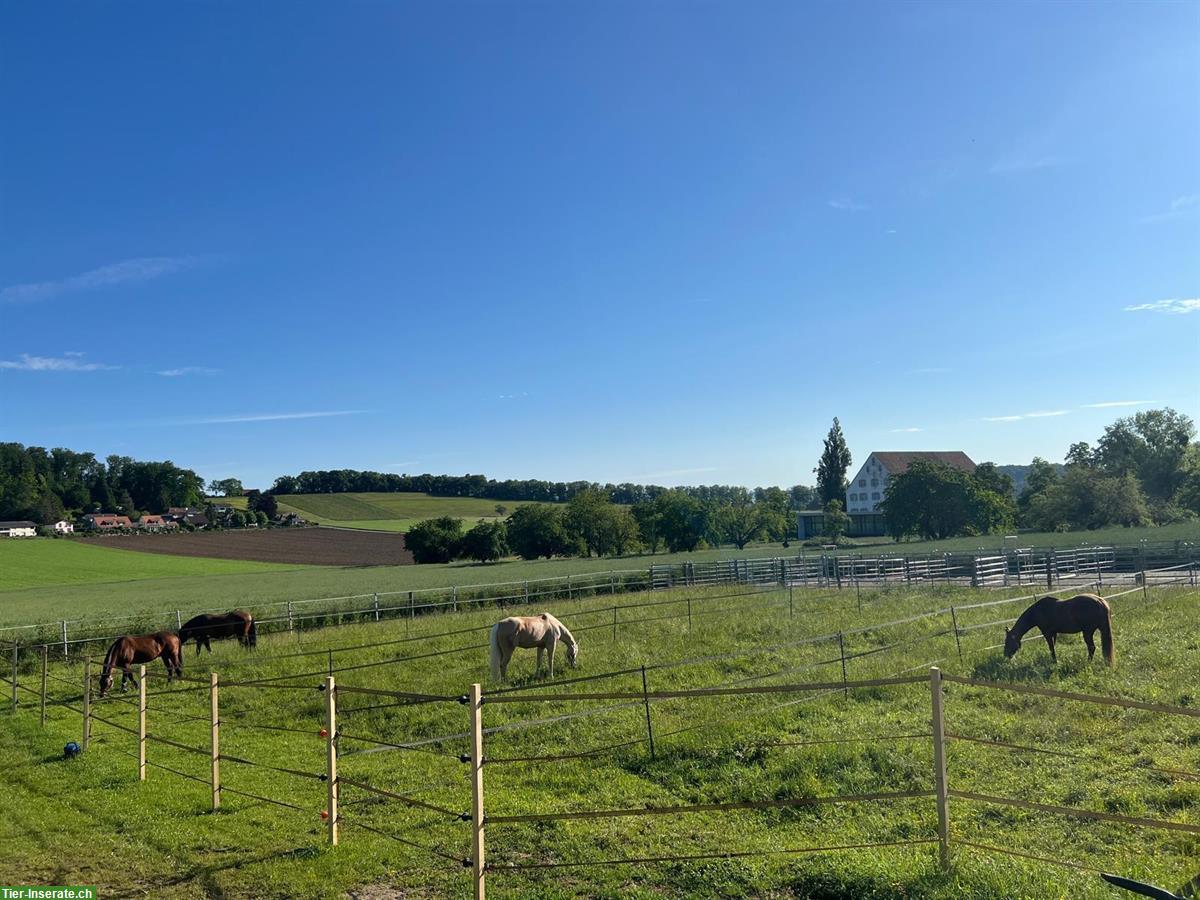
[77,526,413,567]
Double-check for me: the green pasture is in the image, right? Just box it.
[1,580,1196,898]
[262,492,548,528]
[0,538,306,593]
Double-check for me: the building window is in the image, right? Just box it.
[872,492,880,500]
[859,479,866,486]
[849,493,857,501]
[871,478,878,487]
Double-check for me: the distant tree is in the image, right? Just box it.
[208,478,244,497]
[972,463,1015,499]
[630,501,663,554]
[654,490,710,553]
[1173,444,1200,517]
[1065,442,1095,468]
[815,418,852,508]
[405,516,465,564]
[494,504,507,516]
[604,507,641,556]
[246,490,279,519]
[715,501,765,550]
[36,489,66,525]
[232,510,247,528]
[789,484,818,510]
[823,500,851,542]
[1096,408,1195,501]
[505,505,576,560]
[880,460,1011,540]
[254,510,268,526]
[460,520,508,563]
[564,488,614,557]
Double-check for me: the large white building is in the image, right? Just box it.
[846,451,977,514]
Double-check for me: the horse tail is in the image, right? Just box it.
[1100,604,1116,667]
[489,623,503,681]
[248,616,258,649]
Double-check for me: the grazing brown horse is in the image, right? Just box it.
[178,610,257,655]
[99,632,183,696]
[1004,594,1115,666]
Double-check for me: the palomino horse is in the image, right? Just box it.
[99,632,183,696]
[490,613,579,681]
[1004,594,1115,666]
[178,610,257,655]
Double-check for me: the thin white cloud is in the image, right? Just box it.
[497,392,529,400]
[982,410,1069,422]
[0,256,199,304]
[1080,400,1156,409]
[158,366,220,377]
[1137,195,1199,225]
[630,466,719,481]
[1123,298,1200,315]
[885,229,898,234]
[0,353,118,372]
[989,155,1060,175]
[177,410,370,425]
[828,198,867,212]
[889,427,923,433]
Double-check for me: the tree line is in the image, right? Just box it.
[405,486,801,564]
[269,468,818,509]
[0,443,205,524]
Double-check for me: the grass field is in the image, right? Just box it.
[216,492,553,532]
[0,538,308,592]
[1,580,1196,898]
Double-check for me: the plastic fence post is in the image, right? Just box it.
[950,607,963,662]
[326,675,338,845]
[175,610,183,630]
[930,667,950,869]
[40,646,47,727]
[138,664,147,781]
[10,643,17,713]
[211,672,221,810]
[612,606,618,641]
[789,584,794,619]
[82,658,91,751]
[567,575,572,601]
[524,580,529,604]
[838,632,848,697]
[61,621,68,660]
[287,601,294,632]
[641,664,656,759]
[373,593,380,622]
[453,586,458,613]
[468,683,486,900]
[687,597,692,633]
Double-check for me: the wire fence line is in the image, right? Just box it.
[2,538,1194,657]
[8,576,1197,895]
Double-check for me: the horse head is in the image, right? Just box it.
[566,638,579,668]
[1003,626,1020,659]
[98,669,114,697]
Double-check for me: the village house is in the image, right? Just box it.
[137,514,178,532]
[82,513,134,530]
[0,520,38,538]
[53,520,74,534]
[846,451,977,514]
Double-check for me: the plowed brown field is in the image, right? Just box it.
[77,526,412,566]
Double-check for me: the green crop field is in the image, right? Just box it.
[1,580,1196,898]
[0,539,308,592]
[245,492,554,531]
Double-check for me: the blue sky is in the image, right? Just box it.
[2,1,1197,489]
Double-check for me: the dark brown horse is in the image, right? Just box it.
[99,632,183,696]
[1004,593,1115,667]
[178,610,257,655]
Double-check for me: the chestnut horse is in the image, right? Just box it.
[179,610,257,655]
[1004,593,1115,667]
[489,613,579,681]
[99,632,183,696]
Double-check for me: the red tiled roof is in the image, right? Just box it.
[869,451,976,475]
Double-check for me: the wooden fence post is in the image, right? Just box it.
[325,675,338,845]
[40,645,48,727]
[210,672,221,810]
[523,580,529,604]
[138,664,147,781]
[641,665,656,759]
[950,607,963,662]
[930,666,950,870]
[468,683,486,900]
[82,658,91,751]
[837,632,848,697]
[609,572,615,595]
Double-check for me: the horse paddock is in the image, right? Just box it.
[1,580,1197,898]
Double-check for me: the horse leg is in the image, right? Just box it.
[1044,632,1057,662]
[536,645,544,677]
[1083,630,1096,661]
[123,663,137,692]
[162,654,174,682]
[547,635,557,679]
